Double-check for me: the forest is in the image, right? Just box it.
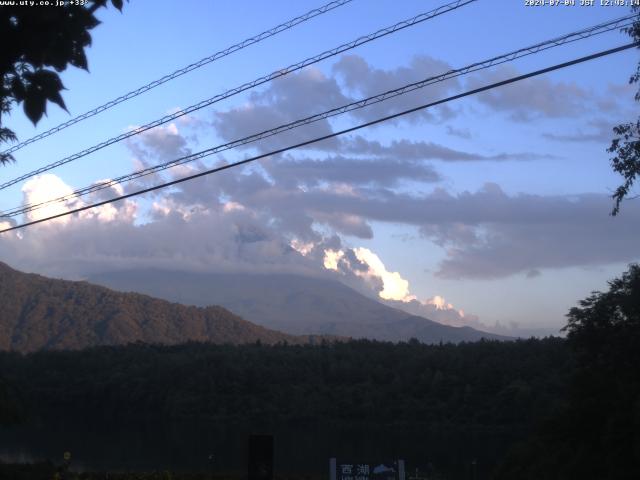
[0,337,569,428]
[0,337,569,479]
[0,265,638,479]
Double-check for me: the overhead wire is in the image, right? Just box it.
[0,0,478,191]
[0,0,355,156]
[2,14,637,220]
[1,42,636,234]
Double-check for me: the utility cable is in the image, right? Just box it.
[0,0,355,156]
[1,42,635,234]
[0,0,478,191]
[2,15,636,219]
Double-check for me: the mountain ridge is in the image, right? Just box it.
[89,268,509,343]
[0,262,318,352]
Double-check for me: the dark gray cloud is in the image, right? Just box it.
[446,125,472,139]
[312,211,373,239]
[205,180,640,279]
[466,64,589,121]
[211,55,462,154]
[542,118,614,143]
[526,269,541,279]
[263,154,440,187]
[0,195,330,280]
[598,82,638,112]
[210,54,554,166]
[340,135,554,162]
[125,124,192,162]
[122,119,637,282]
[332,54,460,123]
[213,67,348,152]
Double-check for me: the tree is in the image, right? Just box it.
[562,264,640,478]
[0,0,125,165]
[609,8,640,215]
[564,263,640,350]
[495,264,640,479]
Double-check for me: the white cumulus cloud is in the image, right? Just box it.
[352,247,414,302]
[22,174,78,224]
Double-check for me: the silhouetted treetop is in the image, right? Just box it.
[609,8,640,215]
[0,0,125,164]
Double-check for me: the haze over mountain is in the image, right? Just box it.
[0,262,313,353]
[90,269,508,343]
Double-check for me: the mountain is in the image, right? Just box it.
[0,262,314,353]
[90,269,508,343]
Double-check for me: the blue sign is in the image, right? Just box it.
[330,458,405,480]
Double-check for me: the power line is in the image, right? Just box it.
[0,0,354,156]
[0,0,478,191]
[1,42,635,234]
[3,14,636,219]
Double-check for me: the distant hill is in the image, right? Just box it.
[90,269,508,343]
[0,262,313,353]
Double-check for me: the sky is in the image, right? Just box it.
[0,0,639,336]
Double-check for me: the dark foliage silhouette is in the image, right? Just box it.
[495,264,640,479]
[0,0,125,164]
[609,8,640,215]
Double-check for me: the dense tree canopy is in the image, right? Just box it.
[0,0,125,165]
[0,338,570,478]
[496,264,640,480]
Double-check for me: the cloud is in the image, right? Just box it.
[5,175,438,317]
[1,177,316,279]
[8,173,487,327]
[322,245,414,301]
[3,173,485,330]
[20,175,137,226]
[384,296,480,329]
[313,211,373,239]
[446,125,471,139]
[7,143,638,330]
[213,67,348,152]
[333,54,460,123]
[542,119,614,143]
[597,82,638,112]
[322,245,477,326]
[323,249,344,271]
[22,174,78,224]
[418,187,640,279]
[526,269,541,279]
[206,177,640,279]
[351,247,414,301]
[125,122,191,162]
[209,55,552,167]
[3,52,635,334]
[263,154,440,188]
[466,64,589,121]
[211,55,471,156]
[340,136,552,162]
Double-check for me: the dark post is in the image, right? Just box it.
[248,434,274,480]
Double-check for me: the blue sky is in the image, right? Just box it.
[1,0,639,335]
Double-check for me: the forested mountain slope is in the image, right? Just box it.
[0,262,309,352]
